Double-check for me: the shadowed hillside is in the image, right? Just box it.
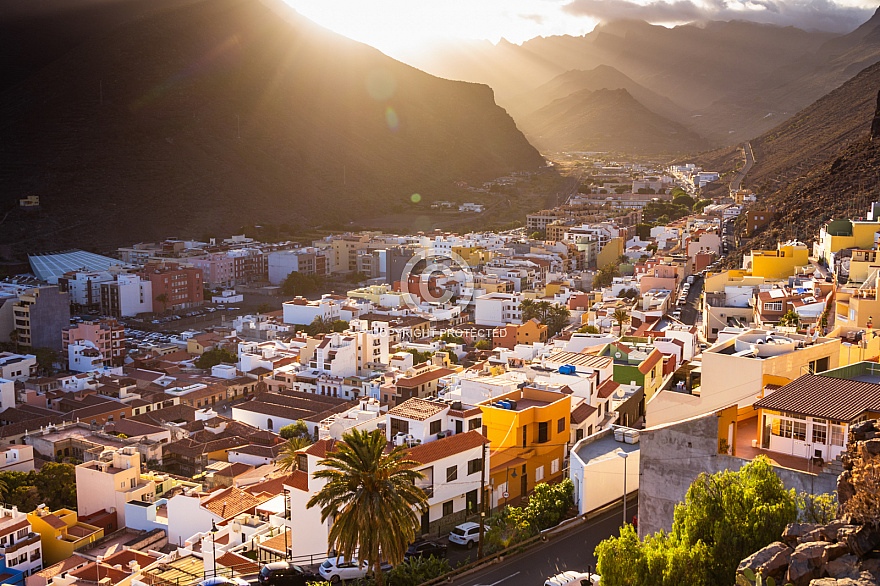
[518,88,708,155]
[0,0,544,254]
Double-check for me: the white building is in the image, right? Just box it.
[0,446,34,473]
[100,273,153,317]
[0,506,42,577]
[75,447,155,528]
[474,292,524,327]
[569,427,640,515]
[0,353,37,382]
[282,296,345,326]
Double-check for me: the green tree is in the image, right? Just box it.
[693,199,713,213]
[278,437,313,473]
[34,463,78,510]
[379,555,453,586]
[619,288,639,300]
[256,302,273,314]
[279,420,310,441]
[529,231,543,240]
[439,333,465,345]
[34,347,59,376]
[594,263,621,289]
[406,349,432,364]
[577,325,600,334]
[307,316,334,336]
[612,309,630,334]
[544,305,571,337]
[306,429,428,586]
[778,310,800,328]
[155,293,168,314]
[475,340,490,350]
[282,271,321,297]
[672,194,696,210]
[331,320,349,333]
[595,457,798,586]
[195,347,237,369]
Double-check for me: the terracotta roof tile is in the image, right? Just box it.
[571,402,598,424]
[753,374,880,422]
[638,349,664,375]
[386,398,447,421]
[597,379,621,399]
[404,430,488,466]
[201,487,269,519]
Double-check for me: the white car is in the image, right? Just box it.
[448,522,481,549]
[197,578,249,586]
[544,570,600,586]
[318,557,391,583]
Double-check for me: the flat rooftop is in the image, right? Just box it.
[574,428,639,466]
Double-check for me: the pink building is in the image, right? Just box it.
[639,264,680,294]
[61,319,125,368]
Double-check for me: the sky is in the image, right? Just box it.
[284,0,878,60]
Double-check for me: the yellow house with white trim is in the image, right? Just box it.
[743,241,810,279]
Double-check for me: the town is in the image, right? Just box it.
[0,155,877,586]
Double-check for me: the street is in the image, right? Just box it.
[680,275,703,326]
[450,499,637,585]
[730,141,754,192]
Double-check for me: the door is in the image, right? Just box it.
[521,472,528,498]
[456,420,463,434]
[421,510,430,536]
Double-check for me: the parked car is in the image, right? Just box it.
[258,561,320,586]
[404,539,448,561]
[544,570,600,586]
[448,522,481,549]
[197,578,249,586]
[318,557,391,583]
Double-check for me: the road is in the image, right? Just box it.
[730,142,754,192]
[450,499,637,585]
[680,276,703,327]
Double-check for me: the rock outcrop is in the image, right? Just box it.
[737,420,880,586]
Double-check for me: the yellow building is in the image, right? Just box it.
[480,388,570,509]
[835,286,880,330]
[596,237,624,269]
[27,508,103,566]
[451,246,493,267]
[492,319,549,349]
[743,241,810,279]
[816,218,880,265]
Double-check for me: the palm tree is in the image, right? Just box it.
[155,293,169,315]
[0,476,7,501]
[544,305,571,337]
[278,437,313,472]
[306,429,427,586]
[612,308,630,335]
[519,299,537,321]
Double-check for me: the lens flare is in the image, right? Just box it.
[366,69,396,101]
[410,193,421,203]
[385,107,399,131]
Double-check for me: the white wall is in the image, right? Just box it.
[167,494,219,546]
[0,378,14,411]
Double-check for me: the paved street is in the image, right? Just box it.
[730,141,754,192]
[450,498,637,585]
[680,276,703,326]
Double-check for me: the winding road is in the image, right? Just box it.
[730,142,754,192]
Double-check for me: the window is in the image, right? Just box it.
[16,528,27,540]
[557,417,565,434]
[812,424,827,444]
[446,465,458,482]
[763,302,783,311]
[537,421,549,443]
[467,458,482,475]
[430,420,442,435]
[576,428,584,441]
[792,420,807,441]
[390,418,409,436]
[535,465,544,482]
[442,501,454,517]
[551,459,559,474]
[831,425,845,446]
[468,418,482,431]
[771,418,792,438]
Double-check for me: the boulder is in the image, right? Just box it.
[860,558,880,577]
[836,572,880,585]
[789,557,822,586]
[803,527,834,543]
[738,541,792,579]
[840,525,880,558]
[826,542,852,562]
[786,524,822,546]
[809,579,838,586]
[863,439,880,455]
[788,543,832,586]
[839,471,856,506]
[827,554,861,579]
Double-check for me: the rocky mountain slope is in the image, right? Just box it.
[517,88,708,155]
[0,0,544,254]
[411,14,880,145]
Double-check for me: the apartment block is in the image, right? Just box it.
[12,286,70,351]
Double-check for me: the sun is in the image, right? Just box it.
[283,0,598,60]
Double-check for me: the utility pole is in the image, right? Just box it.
[478,439,487,559]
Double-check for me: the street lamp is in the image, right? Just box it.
[617,450,629,529]
[210,520,218,579]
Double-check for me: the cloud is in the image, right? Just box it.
[520,13,547,24]
[562,0,876,33]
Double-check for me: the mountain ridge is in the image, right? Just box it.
[0,0,544,254]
